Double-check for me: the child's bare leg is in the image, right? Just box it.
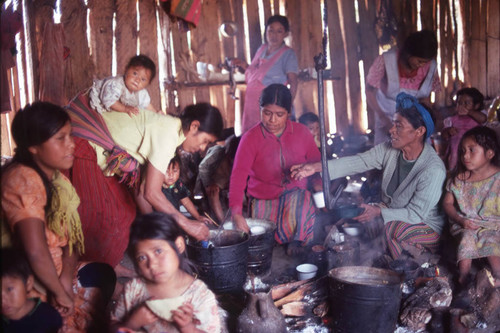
[487,256,500,287]
[458,259,472,285]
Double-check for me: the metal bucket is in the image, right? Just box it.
[187,230,249,293]
[224,219,276,276]
[328,266,403,333]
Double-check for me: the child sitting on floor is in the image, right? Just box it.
[89,54,158,116]
[110,212,224,332]
[442,88,487,170]
[2,247,62,333]
[161,155,210,224]
[443,127,500,287]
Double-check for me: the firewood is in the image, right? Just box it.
[469,268,500,324]
[459,312,478,328]
[475,268,495,297]
[281,301,308,317]
[271,275,327,301]
[313,301,329,317]
[274,284,313,307]
[400,277,452,331]
[271,279,309,301]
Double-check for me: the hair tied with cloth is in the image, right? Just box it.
[396,92,434,139]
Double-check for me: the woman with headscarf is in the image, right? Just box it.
[292,93,446,259]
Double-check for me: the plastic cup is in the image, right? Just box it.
[296,263,318,280]
[313,192,325,208]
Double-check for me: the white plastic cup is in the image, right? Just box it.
[296,263,318,280]
[312,192,325,208]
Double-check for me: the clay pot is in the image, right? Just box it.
[237,289,287,333]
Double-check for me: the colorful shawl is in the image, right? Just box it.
[48,171,85,255]
[65,92,140,187]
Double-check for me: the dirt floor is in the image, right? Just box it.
[214,206,500,333]
[116,202,499,332]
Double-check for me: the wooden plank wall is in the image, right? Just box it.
[2,0,500,156]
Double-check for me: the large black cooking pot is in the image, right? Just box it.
[223,219,276,276]
[187,230,249,294]
[328,266,403,333]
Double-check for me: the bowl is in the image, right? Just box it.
[333,204,364,219]
[389,259,420,280]
[341,222,364,236]
[296,263,318,280]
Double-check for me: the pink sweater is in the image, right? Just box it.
[229,120,321,215]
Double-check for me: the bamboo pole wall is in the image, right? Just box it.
[2,0,500,157]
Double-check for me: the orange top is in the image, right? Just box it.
[2,165,69,275]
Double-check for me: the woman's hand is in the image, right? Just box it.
[182,218,210,240]
[52,291,75,317]
[290,162,320,181]
[124,304,158,330]
[172,302,203,333]
[353,203,382,223]
[196,215,214,226]
[233,214,250,233]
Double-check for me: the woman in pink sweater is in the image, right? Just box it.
[228,84,321,255]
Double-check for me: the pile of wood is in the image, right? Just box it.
[270,276,329,320]
[458,269,500,330]
[399,276,453,331]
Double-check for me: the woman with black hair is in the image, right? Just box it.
[229,84,320,255]
[366,30,441,144]
[231,15,299,133]
[292,93,447,260]
[1,102,116,332]
[67,100,223,272]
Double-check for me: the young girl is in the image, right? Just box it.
[1,102,116,332]
[161,156,211,224]
[110,212,224,333]
[89,54,158,116]
[443,126,500,287]
[442,88,487,170]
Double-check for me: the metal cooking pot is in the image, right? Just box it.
[187,230,249,293]
[329,266,403,333]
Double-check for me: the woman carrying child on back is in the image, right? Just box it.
[1,102,116,332]
[111,212,224,333]
[89,54,158,116]
[443,126,500,287]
